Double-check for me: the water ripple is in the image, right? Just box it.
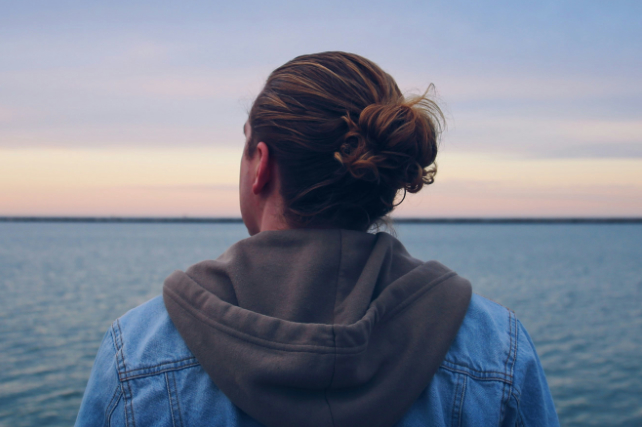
[1,222,641,426]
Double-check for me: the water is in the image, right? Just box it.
[0,223,640,426]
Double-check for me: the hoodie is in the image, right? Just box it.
[163,228,472,427]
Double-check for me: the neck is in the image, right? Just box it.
[256,197,290,233]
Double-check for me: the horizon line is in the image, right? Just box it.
[1,216,641,224]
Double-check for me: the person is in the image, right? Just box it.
[75,51,559,427]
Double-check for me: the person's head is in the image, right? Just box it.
[240,51,443,235]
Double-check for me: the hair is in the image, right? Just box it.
[248,51,444,232]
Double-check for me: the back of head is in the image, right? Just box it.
[248,51,443,231]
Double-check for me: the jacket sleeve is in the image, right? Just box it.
[504,319,560,427]
[75,327,124,426]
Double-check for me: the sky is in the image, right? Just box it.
[1,0,641,217]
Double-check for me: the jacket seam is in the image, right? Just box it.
[511,389,522,408]
[121,362,201,381]
[458,375,467,427]
[165,373,177,427]
[509,315,518,383]
[499,310,517,427]
[171,371,185,427]
[104,383,122,427]
[511,391,524,427]
[114,319,136,427]
[498,310,510,427]
[450,372,466,427]
[121,356,198,373]
[118,357,199,377]
[106,387,122,427]
[439,360,513,383]
[450,372,461,427]
[109,327,119,356]
[105,328,122,427]
[508,311,519,421]
[509,317,521,427]
[164,270,457,354]
[439,364,512,384]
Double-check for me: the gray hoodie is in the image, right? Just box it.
[163,228,472,427]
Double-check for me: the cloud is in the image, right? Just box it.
[398,73,642,103]
[547,143,642,159]
[0,106,23,123]
[442,115,642,159]
[0,9,639,161]
[125,184,238,192]
[395,179,642,217]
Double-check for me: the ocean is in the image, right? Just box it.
[0,222,640,426]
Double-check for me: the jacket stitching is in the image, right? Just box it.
[499,310,516,427]
[441,359,513,378]
[511,392,524,427]
[165,373,177,427]
[111,322,127,425]
[120,362,201,381]
[109,328,119,356]
[106,387,122,427]
[506,310,514,373]
[498,310,511,427]
[116,319,136,427]
[509,315,518,382]
[114,319,125,369]
[505,313,520,426]
[105,329,122,427]
[511,389,522,409]
[440,365,512,384]
[171,371,185,427]
[506,312,519,425]
[450,372,463,427]
[104,383,122,426]
[125,368,136,426]
[458,375,467,427]
[450,373,460,427]
[119,357,198,375]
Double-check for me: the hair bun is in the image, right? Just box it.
[334,93,442,193]
[251,51,444,231]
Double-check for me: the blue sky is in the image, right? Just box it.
[1,1,640,216]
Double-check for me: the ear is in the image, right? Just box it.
[252,142,272,195]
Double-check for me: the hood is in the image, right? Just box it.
[163,228,471,427]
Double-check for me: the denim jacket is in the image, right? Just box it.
[75,293,559,426]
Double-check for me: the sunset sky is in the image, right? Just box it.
[1,1,640,217]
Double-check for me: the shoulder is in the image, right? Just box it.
[113,296,198,377]
[77,298,253,426]
[442,293,518,382]
[76,297,199,426]
[440,294,559,425]
[400,294,559,426]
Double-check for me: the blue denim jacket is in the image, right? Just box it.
[75,294,559,426]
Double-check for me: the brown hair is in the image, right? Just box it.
[248,51,443,231]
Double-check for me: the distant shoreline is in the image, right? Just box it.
[1,216,641,224]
